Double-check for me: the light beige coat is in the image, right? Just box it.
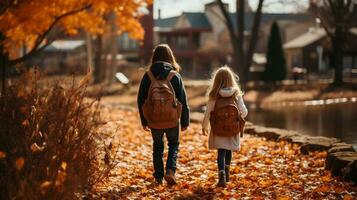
[202,88,248,151]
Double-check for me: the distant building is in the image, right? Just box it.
[154,1,314,78]
[29,40,87,75]
[284,28,357,78]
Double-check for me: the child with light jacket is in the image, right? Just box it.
[202,66,248,187]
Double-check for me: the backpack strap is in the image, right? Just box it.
[166,71,176,81]
[166,71,179,107]
[147,70,157,83]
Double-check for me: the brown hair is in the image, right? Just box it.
[207,65,243,100]
[149,44,180,71]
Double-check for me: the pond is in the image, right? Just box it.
[246,99,357,149]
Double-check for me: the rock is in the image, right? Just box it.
[245,121,254,127]
[325,151,357,176]
[190,112,204,123]
[300,136,341,155]
[246,126,282,141]
[278,133,303,143]
[342,160,357,183]
[328,143,355,154]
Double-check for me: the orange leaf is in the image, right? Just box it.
[15,157,25,171]
[314,185,330,193]
[22,119,29,126]
[277,196,292,200]
[0,151,6,159]
[343,194,353,200]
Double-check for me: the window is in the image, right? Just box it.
[193,33,200,48]
[292,52,302,67]
[342,56,353,70]
[177,35,188,50]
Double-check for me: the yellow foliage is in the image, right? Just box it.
[0,0,153,56]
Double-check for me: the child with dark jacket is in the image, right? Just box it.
[137,44,190,185]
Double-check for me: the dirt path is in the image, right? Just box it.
[94,106,357,199]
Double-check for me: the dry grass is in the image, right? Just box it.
[0,71,115,199]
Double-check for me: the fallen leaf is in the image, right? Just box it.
[15,157,25,171]
[0,151,6,159]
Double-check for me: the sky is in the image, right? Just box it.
[153,0,309,19]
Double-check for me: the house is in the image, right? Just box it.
[29,40,87,75]
[284,28,357,78]
[154,1,314,78]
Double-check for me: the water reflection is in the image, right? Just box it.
[246,102,357,149]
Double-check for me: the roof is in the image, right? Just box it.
[155,16,178,28]
[45,40,85,52]
[182,12,211,29]
[284,28,326,49]
[155,12,312,31]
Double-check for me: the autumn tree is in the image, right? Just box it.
[263,21,286,81]
[309,0,357,86]
[0,0,152,93]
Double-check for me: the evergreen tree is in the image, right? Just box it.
[263,21,286,81]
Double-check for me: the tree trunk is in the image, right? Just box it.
[332,25,344,85]
[236,0,245,80]
[86,32,93,74]
[93,35,103,84]
[245,0,264,82]
[107,13,118,85]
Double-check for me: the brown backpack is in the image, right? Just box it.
[210,96,245,137]
[142,71,182,129]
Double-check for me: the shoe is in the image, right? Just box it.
[225,165,230,182]
[217,170,226,187]
[164,169,177,185]
[155,178,163,185]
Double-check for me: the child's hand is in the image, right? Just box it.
[181,126,188,132]
[202,128,208,136]
[143,126,150,132]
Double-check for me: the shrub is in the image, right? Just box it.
[263,21,286,81]
[0,71,113,199]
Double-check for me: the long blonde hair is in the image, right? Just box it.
[149,44,180,71]
[207,66,243,100]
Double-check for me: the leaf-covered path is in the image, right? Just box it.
[95,107,356,199]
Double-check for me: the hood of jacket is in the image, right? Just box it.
[150,61,173,80]
[219,87,237,97]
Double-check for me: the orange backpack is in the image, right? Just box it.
[210,96,245,137]
[142,71,182,129]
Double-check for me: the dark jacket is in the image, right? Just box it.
[137,62,190,128]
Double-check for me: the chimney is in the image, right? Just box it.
[158,9,161,19]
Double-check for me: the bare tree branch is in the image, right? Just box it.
[216,0,237,42]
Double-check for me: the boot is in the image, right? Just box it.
[164,169,177,185]
[155,178,163,185]
[225,165,230,182]
[217,170,226,187]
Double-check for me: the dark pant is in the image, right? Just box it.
[151,126,180,180]
[217,149,232,171]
